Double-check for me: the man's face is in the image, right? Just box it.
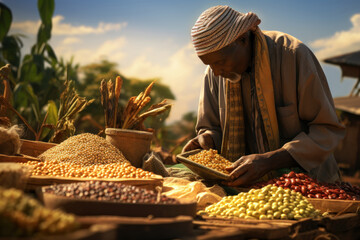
[199,33,252,80]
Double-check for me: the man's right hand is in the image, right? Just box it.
[182,133,215,153]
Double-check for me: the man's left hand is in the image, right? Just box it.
[223,148,298,187]
[223,153,270,187]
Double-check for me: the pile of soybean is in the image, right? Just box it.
[199,185,323,220]
[44,181,179,204]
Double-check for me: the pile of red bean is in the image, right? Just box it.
[252,171,360,200]
[44,181,179,204]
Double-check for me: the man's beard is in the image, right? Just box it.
[226,72,241,83]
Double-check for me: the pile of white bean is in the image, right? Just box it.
[199,185,322,220]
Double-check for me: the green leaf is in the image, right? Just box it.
[46,100,58,123]
[40,100,58,140]
[2,36,21,68]
[13,82,41,123]
[32,54,45,72]
[19,56,43,84]
[46,44,57,62]
[36,24,51,51]
[0,3,12,42]
[13,83,29,109]
[38,0,54,26]
[24,83,41,123]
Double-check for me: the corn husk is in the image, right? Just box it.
[100,78,171,131]
[50,80,94,143]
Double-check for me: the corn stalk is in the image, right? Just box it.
[0,64,12,119]
[50,80,94,143]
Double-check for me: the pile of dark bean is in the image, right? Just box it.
[44,181,179,204]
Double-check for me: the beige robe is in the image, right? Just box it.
[195,31,345,183]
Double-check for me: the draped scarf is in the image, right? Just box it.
[221,28,280,180]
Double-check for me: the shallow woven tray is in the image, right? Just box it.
[28,174,164,191]
[40,188,197,218]
[176,149,231,181]
[0,154,164,191]
[0,153,41,163]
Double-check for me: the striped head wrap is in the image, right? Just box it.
[191,5,261,56]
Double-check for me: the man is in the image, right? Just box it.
[183,5,345,186]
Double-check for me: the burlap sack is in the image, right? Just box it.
[162,177,226,210]
[0,125,22,155]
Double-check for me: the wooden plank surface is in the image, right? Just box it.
[77,215,194,240]
[20,139,57,157]
[0,224,117,240]
[194,226,246,240]
[194,220,289,239]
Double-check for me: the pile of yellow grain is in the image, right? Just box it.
[24,133,155,179]
[188,149,232,174]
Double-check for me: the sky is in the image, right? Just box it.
[2,0,360,122]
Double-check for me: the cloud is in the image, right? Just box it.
[62,37,81,45]
[11,15,126,36]
[52,16,127,35]
[11,20,40,35]
[310,13,360,60]
[46,17,204,123]
[96,37,127,60]
[54,36,127,65]
[122,43,205,122]
[57,40,204,122]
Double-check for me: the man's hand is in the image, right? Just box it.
[223,148,298,187]
[223,153,270,187]
[182,133,215,153]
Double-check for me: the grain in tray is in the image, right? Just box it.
[24,133,156,179]
[44,181,179,204]
[188,149,232,174]
[39,133,129,166]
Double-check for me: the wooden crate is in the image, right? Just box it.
[307,198,360,214]
[319,213,360,234]
[334,111,360,174]
[194,216,319,239]
[39,191,197,218]
[20,139,57,157]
